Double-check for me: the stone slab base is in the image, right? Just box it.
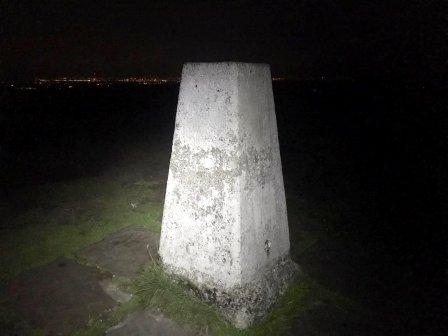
[78,226,160,278]
[6,257,116,335]
[106,311,193,336]
[164,256,299,329]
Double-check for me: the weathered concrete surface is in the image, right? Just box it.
[159,62,297,328]
[78,226,159,277]
[106,310,193,336]
[6,257,116,335]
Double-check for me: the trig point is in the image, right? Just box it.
[159,62,297,328]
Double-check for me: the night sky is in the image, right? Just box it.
[1,0,446,80]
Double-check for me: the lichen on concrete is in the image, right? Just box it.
[164,255,299,329]
[159,62,297,328]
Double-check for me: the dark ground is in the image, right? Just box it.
[0,80,446,335]
[7,258,116,335]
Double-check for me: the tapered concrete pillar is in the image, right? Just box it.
[159,62,297,328]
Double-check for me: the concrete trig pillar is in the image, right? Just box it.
[159,62,297,328]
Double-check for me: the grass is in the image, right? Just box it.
[0,144,363,335]
[0,174,163,285]
[133,263,235,335]
[72,299,141,336]
[130,260,360,336]
[73,257,359,336]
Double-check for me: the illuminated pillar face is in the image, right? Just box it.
[159,62,297,328]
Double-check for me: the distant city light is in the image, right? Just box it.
[7,76,289,88]
[0,76,356,90]
[33,76,181,86]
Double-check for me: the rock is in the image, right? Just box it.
[99,278,133,303]
[7,257,116,335]
[106,310,193,336]
[78,226,159,277]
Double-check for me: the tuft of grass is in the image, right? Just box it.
[131,262,360,336]
[133,263,241,336]
[248,274,359,336]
